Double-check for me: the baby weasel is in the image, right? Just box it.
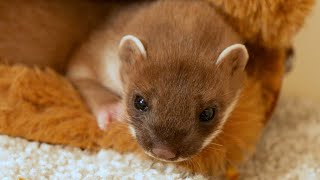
[67,0,249,162]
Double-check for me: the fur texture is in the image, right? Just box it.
[0,0,314,177]
[207,0,315,48]
[0,0,122,73]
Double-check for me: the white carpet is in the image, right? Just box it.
[0,95,319,180]
[240,95,320,180]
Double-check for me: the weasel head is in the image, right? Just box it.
[118,35,249,162]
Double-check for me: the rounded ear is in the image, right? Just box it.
[215,44,249,74]
[118,35,147,64]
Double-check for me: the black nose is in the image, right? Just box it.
[151,144,176,160]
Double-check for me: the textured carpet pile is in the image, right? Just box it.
[0,95,319,179]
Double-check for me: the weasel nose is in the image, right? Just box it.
[152,145,176,160]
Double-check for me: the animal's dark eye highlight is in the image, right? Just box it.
[134,95,148,112]
[199,107,216,122]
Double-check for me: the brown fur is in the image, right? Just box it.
[0,0,313,177]
[0,0,126,73]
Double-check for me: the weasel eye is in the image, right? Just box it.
[199,107,216,122]
[134,95,148,112]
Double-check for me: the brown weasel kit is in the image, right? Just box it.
[67,0,248,162]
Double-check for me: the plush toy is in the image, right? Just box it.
[0,0,314,177]
[209,0,315,48]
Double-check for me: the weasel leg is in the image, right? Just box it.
[69,78,122,130]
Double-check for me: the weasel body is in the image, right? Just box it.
[68,0,249,162]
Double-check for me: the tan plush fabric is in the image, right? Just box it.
[207,0,315,48]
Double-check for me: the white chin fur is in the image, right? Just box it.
[144,151,188,163]
[129,125,189,162]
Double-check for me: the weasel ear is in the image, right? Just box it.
[215,44,249,74]
[119,35,147,64]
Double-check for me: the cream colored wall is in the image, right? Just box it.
[282,1,320,102]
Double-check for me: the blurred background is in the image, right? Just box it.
[282,1,320,102]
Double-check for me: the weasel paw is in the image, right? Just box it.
[95,104,121,130]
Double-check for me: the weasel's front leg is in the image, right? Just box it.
[67,60,122,130]
[71,78,122,130]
